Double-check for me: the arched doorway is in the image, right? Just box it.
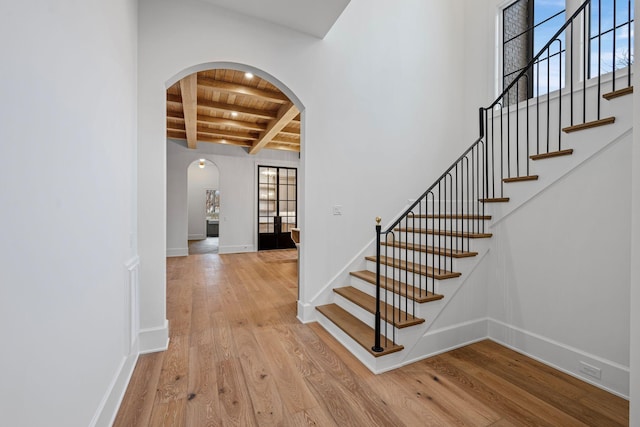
[187,158,220,255]
[164,62,305,306]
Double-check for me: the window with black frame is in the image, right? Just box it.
[503,0,634,102]
[503,0,566,102]
[588,0,634,79]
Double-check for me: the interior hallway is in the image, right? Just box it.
[188,237,219,255]
[114,250,628,426]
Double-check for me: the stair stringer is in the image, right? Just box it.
[486,86,633,224]
[368,247,492,373]
[315,240,492,373]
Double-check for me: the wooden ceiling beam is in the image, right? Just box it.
[270,139,299,146]
[198,116,265,132]
[280,125,300,136]
[249,103,299,155]
[197,134,252,147]
[167,130,187,139]
[198,77,289,104]
[168,121,259,142]
[167,110,266,132]
[273,133,300,142]
[196,125,258,141]
[167,123,186,132]
[179,74,198,149]
[167,130,253,148]
[266,142,300,152]
[167,94,277,120]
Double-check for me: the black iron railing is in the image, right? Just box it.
[372,0,633,351]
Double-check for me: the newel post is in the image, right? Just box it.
[372,216,383,353]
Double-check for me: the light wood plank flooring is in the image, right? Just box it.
[114,249,628,426]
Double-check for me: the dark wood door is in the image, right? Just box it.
[258,166,297,250]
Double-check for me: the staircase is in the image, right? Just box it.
[313,0,635,375]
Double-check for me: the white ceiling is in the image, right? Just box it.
[198,0,351,38]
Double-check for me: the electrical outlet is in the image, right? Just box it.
[579,361,601,379]
[332,205,343,215]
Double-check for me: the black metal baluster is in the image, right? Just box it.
[628,0,631,88]
[613,0,617,91]
[597,0,602,119]
[516,83,520,177]
[372,218,383,353]
[557,39,563,151]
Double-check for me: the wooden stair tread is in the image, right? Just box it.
[395,227,492,239]
[334,286,425,328]
[562,116,615,133]
[603,86,633,100]
[316,304,404,357]
[408,213,492,220]
[365,255,461,280]
[381,241,478,258]
[530,149,573,160]
[479,197,510,203]
[350,270,444,303]
[503,175,539,183]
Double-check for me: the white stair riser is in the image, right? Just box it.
[383,233,487,248]
[366,257,471,275]
[377,247,478,268]
[332,292,430,344]
[414,201,483,212]
[333,293,401,336]
[391,218,491,230]
[349,275,449,320]
[364,261,460,292]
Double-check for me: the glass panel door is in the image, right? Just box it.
[258,166,297,250]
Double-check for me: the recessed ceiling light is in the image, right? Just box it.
[198,159,205,168]
[231,111,238,117]
[245,72,254,79]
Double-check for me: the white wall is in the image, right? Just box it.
[465,0,634,399]
[0,0,139,426]
[187,160,219,239]
[488,133,632,395]
[167,139,299,256]
[139,0,468,331]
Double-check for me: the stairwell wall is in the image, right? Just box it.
[487,134,632,397]
[139,0,471,326]
[461,0,634,398]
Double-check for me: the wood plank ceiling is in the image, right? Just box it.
[166,69,300,154]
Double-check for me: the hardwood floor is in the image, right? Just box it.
[188,237,219,255]
[114,250,628,426]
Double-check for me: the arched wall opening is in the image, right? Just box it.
[164,62,306,314]
[187,159,220,254]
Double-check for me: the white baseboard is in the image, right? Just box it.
[219,244,255,254]
[139,320,170,354]
[188,234,206,240]
[89,348,139,427]
[297,301,316,323]
[488,318,630,398]
[166,247,188,257]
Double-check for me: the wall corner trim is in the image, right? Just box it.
[139,320,170,354]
